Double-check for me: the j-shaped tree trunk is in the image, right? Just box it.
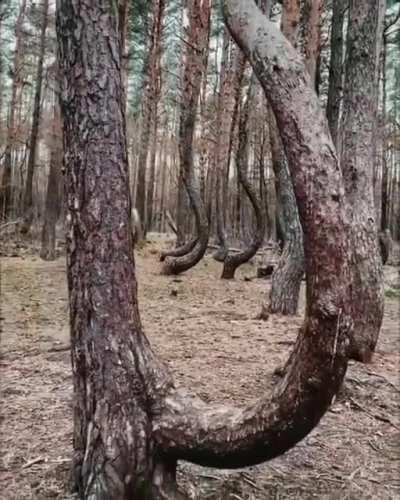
[57,0,355,497]
[260,109,304,317]
[221,78,266,279]
[339,0,385,362]
[40,99,62,261]
[20,0,49,234]
[161,0,211,275]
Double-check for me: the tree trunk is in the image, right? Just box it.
[0,0,27,221]
[20,0,49,234]
[263,109,304,316]
[326,0,346,148]
[222,78,266,279]
[57,0,356,496]
[40,98,62,261]
[161,0,211,275]
[340,0,385,362]
[262,0,305,316]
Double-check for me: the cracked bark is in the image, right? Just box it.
[58,0,354,497]
[339,0,385,362]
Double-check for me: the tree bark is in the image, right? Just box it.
[340,0,385,362]
[20,0,49,234]
[40,98,62,261]
[326,0,346,148]
[262,0,305,316]
[0,0,27,221]
[161,0,211,275]
[58,0,355,496]
[221,78,266,279]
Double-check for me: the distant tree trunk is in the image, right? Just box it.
[20,0,49,234]
[40,100,62,261]
[135,0,165,239]
[301,0,323,90]
[381,34,389,232]
[58,1,355,496]
[162,0,211,275]
[263,0,305,316]
[0,0,27,221]
[222,78,266,279]
[326,0,346,148]
[146,0,165,233]
[340,0,385,362]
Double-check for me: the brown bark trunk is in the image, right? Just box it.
[20,0,49,234]
[40,98,62,261]
[340,0,385,362]
[58,0,356,496]
[0,0,27,221]
[161,0,211,275]
[222,78,266,279]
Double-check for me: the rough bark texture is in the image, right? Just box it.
[20,0,49,234]
[263,0,305,316]
[301,0,323,88]
[221,79,266,279]
[264,110,304,316]
[155,0,354,468]
[58,0,355,497]
[326,0,346,148]
[161,0,211,275]
[340,0,385,362]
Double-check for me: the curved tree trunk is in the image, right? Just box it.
[159,237,197,262]
[261,109,304,317]
[58,0,355,496]
[161,0,211,276]
[20,0,49,234]
[260,0,304,316]
[340,0,385,362]
[221,78,266,279]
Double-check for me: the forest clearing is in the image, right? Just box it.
[0,237,399,499]
[1,0,400,498]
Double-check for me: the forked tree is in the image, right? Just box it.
[57,0,358,497]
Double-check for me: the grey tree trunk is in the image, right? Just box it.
[340,0,385,362]
[20,0,49,234]
[57,0,355,496]
[326,0,346,148]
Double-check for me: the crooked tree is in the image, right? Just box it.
[57,0,356,497]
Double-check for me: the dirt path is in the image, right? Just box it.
[0,246,399,499]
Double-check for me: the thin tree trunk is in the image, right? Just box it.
[340,0,385,362]
[222,78,266,279]
[263,0,305,316]
[20,0,49,234]
[326,0,346,148]
[58,1,355,496]
[161,0,211,275]
[0,0,27,221]
[40,99,62,261]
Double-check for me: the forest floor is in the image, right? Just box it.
[1,234,399,499]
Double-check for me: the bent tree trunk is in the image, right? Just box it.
[261,0,304,316]
[161,0,211,275]
[221,78,266,279]
[57,0,354,497]
[261,109,304,317]
[340,0,385,362]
